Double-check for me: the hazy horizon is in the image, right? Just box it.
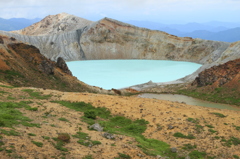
[0,0,240,24]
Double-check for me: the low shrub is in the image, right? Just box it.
[173,132,196,139]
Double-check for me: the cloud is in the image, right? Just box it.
[0,0,239,23]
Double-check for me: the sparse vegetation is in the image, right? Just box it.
[188,150,207,159]
[82,155,94,159]
[195,124,204,133]
[182,144,197,150]
[117,153,131,159]
[22,89,52,99]
[28,133,36,136]
[42,136,50,140]
[187,118,199,124]
[0,70,24,80]
[211,112,227,118]
[208,129,217,134]
[84,110,97,119]
[72,131,101,147]
[31,141,43,147]
[221,137,240,147]
[0,102,40,128]
[206,124,214,128]
[58,118,69,122]
[0,129,20,136]
[0,85,15,89]
[55,101,171,156]
[173,132,196,139]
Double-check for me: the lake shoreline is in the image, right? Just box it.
[138,93,240,111]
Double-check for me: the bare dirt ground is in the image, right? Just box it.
[0,82,240,159]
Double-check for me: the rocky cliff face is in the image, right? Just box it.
[0,13,240,84]
[81,18,230,65]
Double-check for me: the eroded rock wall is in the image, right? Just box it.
[81,18,230,65]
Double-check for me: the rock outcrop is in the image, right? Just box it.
[56,57,72,75]
[192,58,240,87]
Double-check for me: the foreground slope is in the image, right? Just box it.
[0,84,240,159]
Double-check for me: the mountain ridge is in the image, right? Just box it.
[0,13,239,87]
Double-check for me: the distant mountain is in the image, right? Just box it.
[12,13,93,36]
[203,21,240,28]
[126,20,240,42]
[125,20,167,30]
[0,18,41,31]
[126,20,240,33]
[167,22,228,33]
[180,27,240,42]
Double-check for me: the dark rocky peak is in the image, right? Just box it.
[56,57,72,75]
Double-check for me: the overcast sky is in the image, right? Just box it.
[1,0,240,24]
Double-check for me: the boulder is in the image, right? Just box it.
[103,132,115,139]
[89,123,103,132]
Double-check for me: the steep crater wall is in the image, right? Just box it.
[1,18,240,84]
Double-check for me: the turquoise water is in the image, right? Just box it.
[66,60,202,89]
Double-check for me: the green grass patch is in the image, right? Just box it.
[173,132,196,139]
[82,155,93,159]
[72,132,88,139]
[54,101,173,157]
[72,132,101,147]
[136,136,170,156]
[0,85,14,89]
[53,141,68,152]
[211,112,227,118]
[221,137,240,147]
[195,125,204,133]
[31,141,43,147]
[182,143,197,150]
[117,153,131,159]
[84,110,97,119]
[0,102,40,128]
[50,124,56,127]
[22,89,52,99]
[52,101,111,119]
[58,118,69,122]
[214,136,220,139]
[0,129,20,136]
[42,136,50,140]
[7,96,16,100]
[0,91,8,94]
[0,70,24,80]
[189,150,207,159]
[206,124,214,128]
[187,118,199,124]
[28,133,36,136]
[208,129,217,134]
